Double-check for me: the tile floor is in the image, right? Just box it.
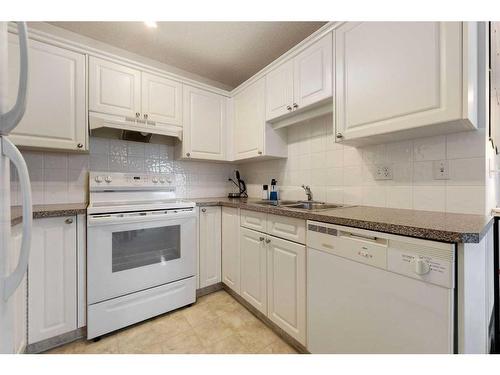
[45,290,298,354]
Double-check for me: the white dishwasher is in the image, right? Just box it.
[307,221,455,354]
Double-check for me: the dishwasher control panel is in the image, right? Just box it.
[387,243,454,289]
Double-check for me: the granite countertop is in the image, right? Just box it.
[11,203,88,226]
[193,198,493,243]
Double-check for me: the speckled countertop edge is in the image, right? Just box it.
[11,203,88,226]
[193,198,493,244]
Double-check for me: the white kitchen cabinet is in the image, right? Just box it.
[239,227,267,314]
[10,224,26,353]
[198,206,222,288]
[221,207,240,293]
[141,72,183,126]
[233,78,287,161]
[265,32,333,122]
[335,22,479,145]
[240,209,267,233]
[266,60,294,120]
[267,235,306,345]
[28,216,77,344]
[181,85,227,160]
[89,56,141,118]
[7,34,87,151]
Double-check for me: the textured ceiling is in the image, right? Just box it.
[49,21,327,89]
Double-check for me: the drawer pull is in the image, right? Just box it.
[322,243,334,249]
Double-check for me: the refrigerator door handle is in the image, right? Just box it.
[0,22,28,134]
[2,137,32,301]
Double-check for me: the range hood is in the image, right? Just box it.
[89,112,183,141]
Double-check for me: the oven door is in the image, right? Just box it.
[87,209,196,304]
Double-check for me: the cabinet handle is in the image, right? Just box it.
[144,114,149,120]
[257,151,262,155]
[186,152,191,157]
[77,143,83,148]
[265,238,271,244]
[336,132,344,139]
[292,103,298,109]
[65,218,73,224]
[201,208,206,213]
[286,105,292,111]
[259,236,265,242]
[135,112,141,118]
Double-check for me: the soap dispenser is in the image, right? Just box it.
[269,179,279,201]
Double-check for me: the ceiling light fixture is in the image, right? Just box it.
[144,21,157,28]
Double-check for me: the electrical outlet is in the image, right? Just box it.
[433,160,449,180]
[374,165,393,180]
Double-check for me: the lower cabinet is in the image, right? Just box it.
[240,227,268,314]
[221,207,240,293]
[28,216,77,344]
[10,224,27,353]
[198,206,222,288]
[267,235,306,345]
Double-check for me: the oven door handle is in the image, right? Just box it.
[87,210,195,226]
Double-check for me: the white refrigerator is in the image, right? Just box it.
[0,22,32,354]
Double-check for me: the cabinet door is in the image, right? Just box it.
[7,35,87,151]
[183,85,226,160]
[335,22,462,141]
[266,60,294,121]
[233,78,265,160]
[199,207,222,288]
[89,56,141,118]
[293,32,333,109]
[267,235,306,345]
[28,217,77,344]
[222,207,240,293]
[142,72,182,126]
[10,224,26,353]
[239,227,267,314]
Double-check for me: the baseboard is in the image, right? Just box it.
[222,283,309,354]
[196,282,223,298]
[26,327,86,354]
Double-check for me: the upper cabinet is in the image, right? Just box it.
[265,32,333,122]
[180,85,226,160]
[233,77,287,161]
[141,72,183,127]
[335,22,480,145]
[89,57,141,118]
[7,34,87,152]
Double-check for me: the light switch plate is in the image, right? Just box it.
[433,160,449,180]
[374,165,393,180]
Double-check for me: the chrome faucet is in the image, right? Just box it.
[301,185,313,201]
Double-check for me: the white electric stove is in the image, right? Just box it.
[86,172,197,339]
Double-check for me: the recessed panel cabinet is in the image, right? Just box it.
[335,22,479,145]
[182,85,226,160]
[198,207,222,288]
[141,72,182,126]
[221,207,240,293]
[28,216,77,344]
[7,34,87,151]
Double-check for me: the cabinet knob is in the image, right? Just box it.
[77,143,83,148]
[265,238,271,244]
[292,103,299,109]
[186,152,191,157]
[136,112,141,118]
[336,132,344,139]
[201,208,206,213]
[286,105,292,111]
[144,114,149,120]
[257,151,262,155]
[65,218,73,224]
[259,236,265,242]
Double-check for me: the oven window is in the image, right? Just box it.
[112,225,181,272]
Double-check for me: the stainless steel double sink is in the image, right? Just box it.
[253,200,347,211]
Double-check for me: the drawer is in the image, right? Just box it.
[307,221,388,269]
[267,214,306,244]
[240,209,267,232]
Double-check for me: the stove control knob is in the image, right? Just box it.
[94,176,103,183]
[414,258,430,275]
[105,176,112,183]
[159,178,166,184]
[152,177,159,184]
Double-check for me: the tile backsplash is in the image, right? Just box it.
[238,113,487,215]
[11,137,236,205]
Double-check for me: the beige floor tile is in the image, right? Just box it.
[161,330,207,354]
[78,335,120,354]
[217,305,260,330]
[204,334,251,354]
[192,317,236,346]
[116,321,162,353]
[260,340,298,354]
[235,319,281,352]
[181,300,219,327]
[147,313,192,340]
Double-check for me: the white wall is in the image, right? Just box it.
[10,137,236,205]
[238,113,487,215]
